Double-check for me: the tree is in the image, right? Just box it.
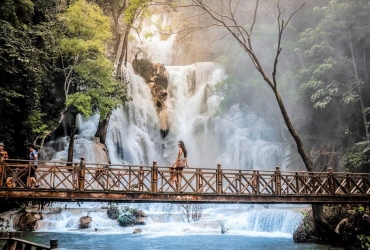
[179,204,204,223]
[0,0,63,156]
[187,0,312,170]
[185,0,338,243]
[298,0,370,142]
[57,0,129,162]
[94,0,151,73]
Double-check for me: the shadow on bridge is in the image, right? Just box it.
[0,158,370,204]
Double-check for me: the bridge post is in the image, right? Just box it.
[363,174,368,195]
[196,169,203,193]
[152,161,158,193]
[275,166,281,195]
[328,167,335,195]
[238,170,242,195]
[0,161,4,187]
[139,166,144,191]
[6,232,17,250]
[346,173,351,194]
[217,164,222,195]
[78,157,85,192]
[295,172,300,194]
[252,171,259,194]
[301,171,307,194]
[50,239,58,250]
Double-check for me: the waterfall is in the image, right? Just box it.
[104,62,290,170]
[29,14,307,237]
[0,203,304,237]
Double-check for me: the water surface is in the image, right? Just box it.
[2,232,342,250]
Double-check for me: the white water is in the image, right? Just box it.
[32,15,306,237]
[1,203,305,237]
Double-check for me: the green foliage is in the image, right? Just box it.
[124,0,150,23]
[0,0,34,26]
[66,93,93,117]
[58,0,128,121]
[353,205,366,216]
[357,234,370,250]
[0,0,63,155]
[117,206,137,226]
[341,143,370,172]
[24,110,50,138]
[298,0,370,109]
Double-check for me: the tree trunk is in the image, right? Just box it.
[67,114,77,166]
[95,112,112,144]
[312,204,343,244]
[117,28,131,73]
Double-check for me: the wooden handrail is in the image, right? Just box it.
[1,159,370,203]
[0,233,57,250]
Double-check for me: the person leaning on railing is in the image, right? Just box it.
[27,144,39,188]
[169,140,189,185]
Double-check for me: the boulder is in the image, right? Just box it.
[107,207,119,220]
[79,216,92,229]
[133,228,142,234]
[293,205,370,249]
[13,212,43,231]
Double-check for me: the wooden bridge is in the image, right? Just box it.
[0,233,58,250]
[0,158,370,204]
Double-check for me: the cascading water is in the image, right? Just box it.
[25,14,307,237]
[12,62,306,237]
[105,62,290,170]
[0,202,304,237]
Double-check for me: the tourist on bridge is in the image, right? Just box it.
[27,144,38,188]
[0,142,15,188]
[0,142,8,162]
[169,140,188,185]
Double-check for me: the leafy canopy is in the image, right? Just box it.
[59,0,128,120]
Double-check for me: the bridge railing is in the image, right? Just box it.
[1,158,370,196]
[0,232,58,250]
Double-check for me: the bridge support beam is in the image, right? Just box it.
[151,161,158,193]
[50,239,58,250]
[275,166,281,195]
[78,157,85,192]
[196,168,203,192]
[328,167,335,195]
[0,161,4,187]
[217,164,222,195]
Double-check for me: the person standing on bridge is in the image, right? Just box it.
[0,142,8,162]
[0,142,15,187]
[169,140,188,185]
[27,144,38,188]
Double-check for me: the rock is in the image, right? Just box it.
[293,210,317,243]
[107,207,119,220]
[133,228,142,234]
[13,212,43,231]
[132,58,170,138]
[293,205,370,249]
[335,213,370,249]
[79,216,92,229]
[117,207,147,227]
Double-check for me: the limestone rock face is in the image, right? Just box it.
[132,59,170,138]
[79,215,92,229]
[92,137,110,164]
[13,212,43,231]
